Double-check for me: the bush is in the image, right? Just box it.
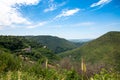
[90,69,120,80]
[0,52,21,72]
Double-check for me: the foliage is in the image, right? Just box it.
[0,32,120,80]
[59,31,120,70]
[0,52,21,72]
[90,69,120,80]
[0,57,81,80]
[0,36,25,51]
[0,51,120,80]
[0,35,59,63]
[0,36,43,51]
[26,36,77,53]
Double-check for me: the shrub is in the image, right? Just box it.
[0,52,21,72]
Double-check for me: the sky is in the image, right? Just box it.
[0,0,120,39]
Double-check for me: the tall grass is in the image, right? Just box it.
[0,57,120,80]
[0,69,119,80]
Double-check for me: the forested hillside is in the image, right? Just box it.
[26,36,77,53]
[59,31,120,70]
[0,36,58,62]
[0,32,120,80]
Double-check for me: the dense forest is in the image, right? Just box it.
[25,36,79,53]
[0,31,120,80]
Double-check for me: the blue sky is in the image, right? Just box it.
[0,0,120,39]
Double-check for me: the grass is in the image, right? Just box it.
[0,71,40,80]
[0,66,119,80]
[1,56,120,80]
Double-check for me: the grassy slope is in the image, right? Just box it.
[59,31,120,67]
[26,36,77,53]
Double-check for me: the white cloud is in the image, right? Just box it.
[55,8,80,19]
[44,3,57,12]
[0,0,40,29]
[90,0,112,7]
[27,21,47,28]
[44,0,66,12]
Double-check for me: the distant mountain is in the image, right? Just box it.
[26,36,77,53]
[59,31,120,70]
[68,39,92,43]
[68,39,93,47]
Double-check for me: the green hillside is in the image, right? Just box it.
[26,36,77,53]
[59,31,120,70]
[0,36,58,62]
[0,33,120,80]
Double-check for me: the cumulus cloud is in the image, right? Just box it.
[0,0,40,29]
[55,8,80,19]
[44,0,66,12]
[90,0,112,7]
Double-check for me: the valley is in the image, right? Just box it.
[0,31,120,80]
